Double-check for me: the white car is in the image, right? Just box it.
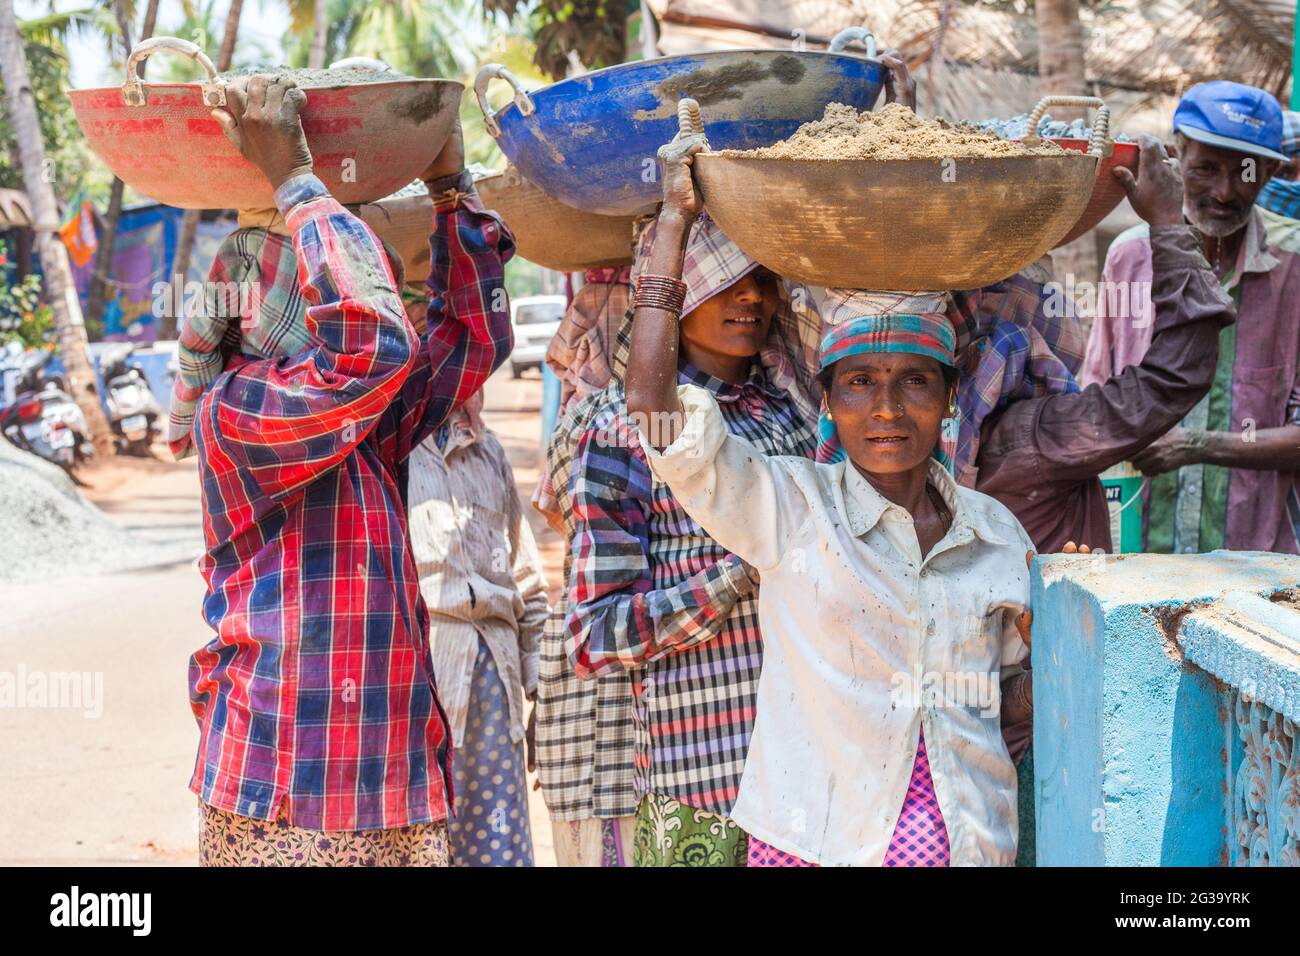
[508,294,565,378]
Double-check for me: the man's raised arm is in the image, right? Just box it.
[373,121,516,464]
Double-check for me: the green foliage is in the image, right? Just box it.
[0,16,106,200]
[0,270,55,348]
[483,0,636,79]
[155,1,273,75]
[504,256,553,299]
[278,0,481,77]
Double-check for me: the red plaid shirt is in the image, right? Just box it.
[187,173,514,831]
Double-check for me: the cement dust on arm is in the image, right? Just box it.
[624,125,704,448]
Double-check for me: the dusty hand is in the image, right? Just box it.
[879,49,917,112]
[1116,134,1184,228]
[211,75,313,191]
[657,131,707,219]
[421,113,465,184]
[1132,425,1202,476]
[1062,541,1108,556]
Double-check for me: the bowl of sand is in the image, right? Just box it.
[694,102,1103,291]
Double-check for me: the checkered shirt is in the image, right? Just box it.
[564,362,817,815]
[187,174,514,831]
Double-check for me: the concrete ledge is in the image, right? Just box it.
[1180,592,1300,722]
[1031,551,1300,866]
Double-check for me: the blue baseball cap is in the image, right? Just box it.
[1173,81,1288,162]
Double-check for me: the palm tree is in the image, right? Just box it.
[1034,0,1087,119]
[0,0,114,453]
[309,0,327,68]
[1033,0,1097,286]
[160,0,243,339]
[283,0,480,77]
[85,0,160,331]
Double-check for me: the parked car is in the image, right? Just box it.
[508,294,565,378]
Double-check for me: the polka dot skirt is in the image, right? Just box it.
[447,640,535,867]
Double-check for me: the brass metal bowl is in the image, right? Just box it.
[693,152,1099,290]
[354,185,433,284]
[476,168,637,272]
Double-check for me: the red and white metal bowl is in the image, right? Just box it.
[1049,138,1140,247]
[69,37,462,210]
[1018,95,1139,248]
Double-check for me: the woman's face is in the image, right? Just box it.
[826,352,948,476]
[678,268,780,362]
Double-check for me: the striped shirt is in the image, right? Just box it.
[187,174,514,831]
[564,362,817,815]
[407,417,549,750]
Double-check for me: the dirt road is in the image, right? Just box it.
[0,367,561,865]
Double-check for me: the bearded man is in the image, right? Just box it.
[1082,80,1300,554]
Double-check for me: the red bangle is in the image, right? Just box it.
[634,273,688,315]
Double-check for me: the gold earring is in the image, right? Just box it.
[826,410,834,422]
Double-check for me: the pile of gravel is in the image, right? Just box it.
[974,112,1135,143]
[0,441,200,582]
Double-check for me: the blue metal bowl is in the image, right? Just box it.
[476,39,886,217]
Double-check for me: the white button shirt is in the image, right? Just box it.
[641,384,1032,866]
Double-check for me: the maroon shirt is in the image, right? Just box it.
[975,225,1236,552]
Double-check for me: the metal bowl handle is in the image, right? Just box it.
[474,63,536,138]
[678,98,704,137]
[122,36,226,108]
[1023,94,1112,158]
[828,26,878,60]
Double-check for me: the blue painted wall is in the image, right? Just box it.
[1032,552,1300,866]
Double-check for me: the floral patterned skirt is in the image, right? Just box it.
[632,792,748,867]
[198,801,450,867]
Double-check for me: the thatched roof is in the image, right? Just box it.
[647,0,1295,106]
[0,189,33,229]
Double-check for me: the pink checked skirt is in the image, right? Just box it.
[747,728,950,867]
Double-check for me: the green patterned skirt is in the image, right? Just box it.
[633,792,748,867]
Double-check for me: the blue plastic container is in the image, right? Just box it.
[476,30,886,217]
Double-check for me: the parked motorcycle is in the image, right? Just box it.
[98,343,163,456]
[0,381,95,475]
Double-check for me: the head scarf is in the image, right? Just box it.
[946,269,1081,486]
[812,290,956,468]
[167,226,406,460]
[1257,110,1300,220]
[533,213,822,534]
[626,211,819,426]
[545,266,633,413]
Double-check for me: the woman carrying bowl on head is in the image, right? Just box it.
[623,128,1036,866]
